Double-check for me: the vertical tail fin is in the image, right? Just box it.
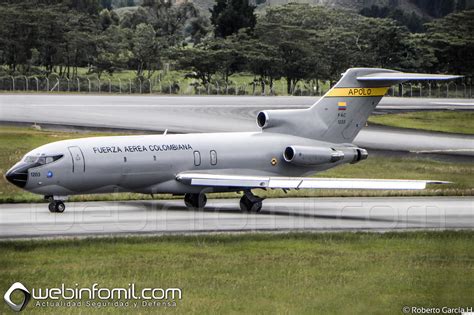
[258,68,460,143]
[309,68,460,143]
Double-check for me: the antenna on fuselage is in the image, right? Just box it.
[163,129,168,136]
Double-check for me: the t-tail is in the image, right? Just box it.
[257,68,460,143]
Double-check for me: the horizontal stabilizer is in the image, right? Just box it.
[357,72,462,84]
[177,173,450,190]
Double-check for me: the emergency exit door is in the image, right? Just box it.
[68,146,85,172]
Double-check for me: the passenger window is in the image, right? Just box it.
[194,151,201,166]
[45,157,53,164]
[210,150,217,166]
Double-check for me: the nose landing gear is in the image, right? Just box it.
[240,190,264,213]
[46,196,66,213]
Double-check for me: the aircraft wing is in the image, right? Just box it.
[176,173,449,190]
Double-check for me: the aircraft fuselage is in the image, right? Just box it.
[6,131,356,197]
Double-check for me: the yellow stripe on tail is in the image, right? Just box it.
[326,87,389,97]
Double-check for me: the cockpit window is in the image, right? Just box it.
[23,154,63,165]
[24,156,38,163]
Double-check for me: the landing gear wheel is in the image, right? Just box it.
[240,192,263,213]
[48,201,66,213]
[48,202,57,213]
[184,193,207,209]
[55,201,66,213]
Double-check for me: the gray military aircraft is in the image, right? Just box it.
[5,68,459,213]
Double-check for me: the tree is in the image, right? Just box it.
[239,35,283,93]
[175,37,243,86]
[100,0,112,9]
[424,10,474,76]
[130,23,163,78]
[255,22,318,93]
[210,0,256,38]
[120,0,207,45]
[175,47,220,86]
[91,25,132,78]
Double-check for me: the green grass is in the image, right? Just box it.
[0,125,472,203]
[0,231,472,314]
[368,111,474,135]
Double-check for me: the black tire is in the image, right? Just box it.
[184,193,207,209]
[184,194,194,208]
[240,196,262,213]
[48,202,57,213]
[55,201,66,213]
[239,197,250,212]
[252,201,262,213]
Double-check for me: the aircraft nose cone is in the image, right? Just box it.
[5,167,28,188]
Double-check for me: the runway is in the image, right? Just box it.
[1,94,473,155]
[0,197,472,239]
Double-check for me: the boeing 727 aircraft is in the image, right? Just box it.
[5,68,459,212]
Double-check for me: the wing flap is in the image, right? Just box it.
[177,173,449,190]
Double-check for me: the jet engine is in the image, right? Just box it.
[283,145,368,166]
[283,146,344,166]
[257,110,304,129]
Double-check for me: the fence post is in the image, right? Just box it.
[87,78,91,93]
[34,77,39,92]
[77,78,80,92]
[66,78,70,92]
[462,83,466,98]
[148,79,152,94]
[24,76,28,91]
[98,79,101,93]
[10,76,14,91]
[56,78,60,92]
[129,79,131,94]
[118,79,122,93]
[46,77,49,92]
[428,82,431,98]
[108,79,111,93]
[139,79,142,94]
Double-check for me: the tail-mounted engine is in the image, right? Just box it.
[283,146,344,166]
[283,145,368,166]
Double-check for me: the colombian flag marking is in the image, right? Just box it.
[338,102,347,111]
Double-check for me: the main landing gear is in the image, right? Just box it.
[184,193,207,209]
[239,190,264,213]
[46,196,66,213]
[183,191,264,212]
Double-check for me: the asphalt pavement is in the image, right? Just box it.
[0,197,472,239]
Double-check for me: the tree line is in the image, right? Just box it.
[0,0,472,94]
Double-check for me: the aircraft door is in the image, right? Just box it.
[68,146,85,173]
